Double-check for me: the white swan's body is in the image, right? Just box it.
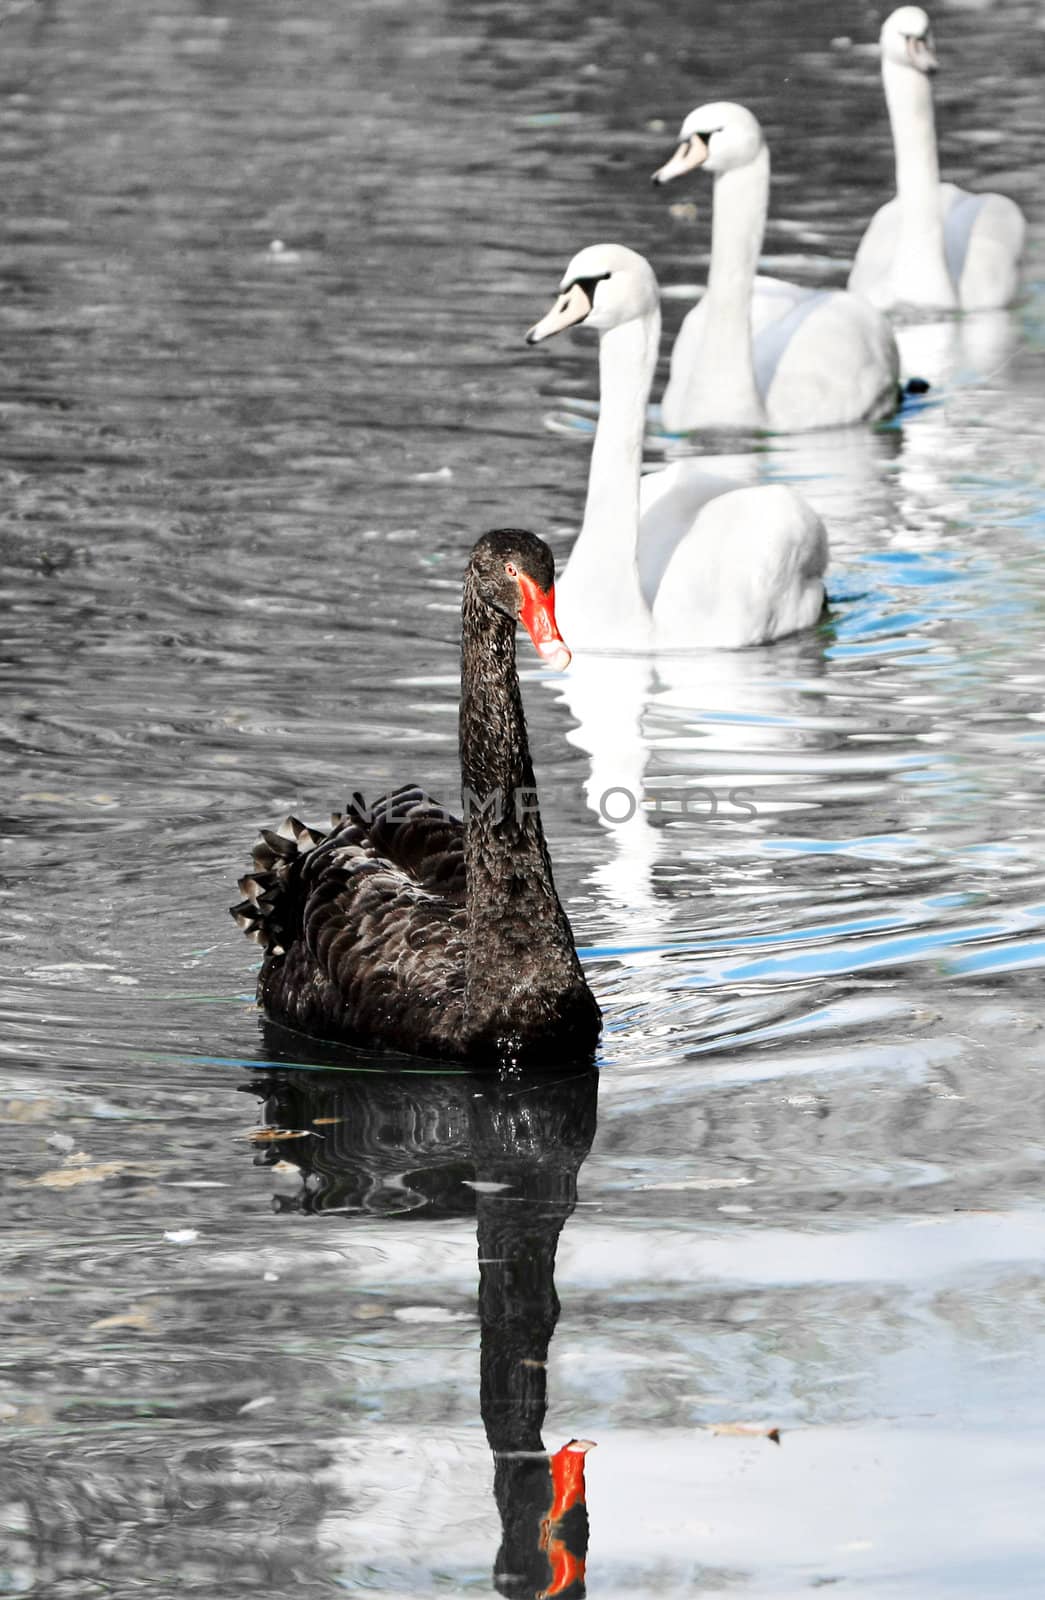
[652,104,900,434]
[848,6,1025,311]
[525,244,828,651]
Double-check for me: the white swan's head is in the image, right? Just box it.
[525,243,659,342]
[880,6,937,74]
[651,101,764,185]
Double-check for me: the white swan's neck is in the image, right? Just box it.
[557,311,659,647]
[698,149,769,426]
[883,57,958,307]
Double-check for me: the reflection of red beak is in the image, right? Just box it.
[538,1538,584,1598]
[518,574,571,671]
[537,1439,595,1597]
[543,1438,595,1529]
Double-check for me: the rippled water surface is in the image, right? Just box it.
[3,1,1045,1595]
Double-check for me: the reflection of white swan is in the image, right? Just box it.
[526,244,828,650]
[769,310,1015,547]
[548,639,831,911]
[650,643,831,805]
[550,653,664,915]
[849,6,1025,311]
[652,103,899,433]
[894,309,1016,391]
[762,426,898,550]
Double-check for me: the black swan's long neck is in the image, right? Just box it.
[460,579,542,823]
[458,579,582,1045]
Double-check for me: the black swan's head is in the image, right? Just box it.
[468,529,571,672]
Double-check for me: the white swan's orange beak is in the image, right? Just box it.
[525,281,593,345]
[518,575,571,671]
[651,134,709,186]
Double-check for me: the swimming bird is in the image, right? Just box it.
[652,102,900,433]
[848,5,1025,311]
[526,243,828,650]
[231,530,601,1067]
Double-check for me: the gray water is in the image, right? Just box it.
[2,0,1045,1595]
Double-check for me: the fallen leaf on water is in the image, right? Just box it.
[34,1158,129,1189]
[89,1304,156,1333]
[1,1099,58,1125]
[705,1422,781,1444]
[242,1127,314,1142]
[312,1117,344,1126]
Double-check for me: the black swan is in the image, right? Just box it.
[231,529,602,1067]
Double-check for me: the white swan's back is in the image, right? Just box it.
[767,290,899,431]
[850,182,1025,312]
[663,278,899,433]
[636,460,747,608]
[653,485,827,650]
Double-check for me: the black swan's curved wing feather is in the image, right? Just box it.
[361,786,465,895]
[230,791,466,1057]
[266,851,467,1055]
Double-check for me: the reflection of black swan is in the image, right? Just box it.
[231,530,601,1068]
[247,1057,599,1599]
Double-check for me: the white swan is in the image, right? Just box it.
[525,243,828,651]
[652,102,900,434]
[848,5,1026,311]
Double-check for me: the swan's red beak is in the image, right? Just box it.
[518,575,571,671]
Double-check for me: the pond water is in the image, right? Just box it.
[2,0,1045,1595]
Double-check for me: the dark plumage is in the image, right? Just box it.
[231,529,602,1068]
